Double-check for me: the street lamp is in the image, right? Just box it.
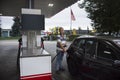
[48,3,54,17]
[48,3,54,7]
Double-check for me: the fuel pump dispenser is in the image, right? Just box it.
[19,9,52,80]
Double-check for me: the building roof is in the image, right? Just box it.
[0,0,78,18]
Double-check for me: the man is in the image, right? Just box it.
[55,27,67,73]
[41,37,44,49]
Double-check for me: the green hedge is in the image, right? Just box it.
[0,37,20,40]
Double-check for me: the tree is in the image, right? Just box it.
[78,27,81,34]
[11,16,21,37]
[79,0,120,35]
[51,27,60,35]
[72,28,77,35]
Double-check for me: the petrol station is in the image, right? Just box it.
[0,0,78,80]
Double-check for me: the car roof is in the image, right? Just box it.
[78,35,95,38]
[77,35,120,41]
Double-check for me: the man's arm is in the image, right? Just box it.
[58,42,66,52]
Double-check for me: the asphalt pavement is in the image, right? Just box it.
[0,40,82,80]
[0,40,20,80]
[44,41,83,80]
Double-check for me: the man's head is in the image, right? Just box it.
[59,27,64,35]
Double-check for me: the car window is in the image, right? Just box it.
[78,39,85,50]
[72,38,85,48]
[72,39,80,47]
[85,40,96,57]
[97,42,117,60]
[113,40,120,47]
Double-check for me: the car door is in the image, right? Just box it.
[81,38,98,79]
[67,38,85,75]
[95,40,120,79]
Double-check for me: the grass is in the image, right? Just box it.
[0,37,20,40]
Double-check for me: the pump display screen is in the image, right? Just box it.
[21,14,45,30]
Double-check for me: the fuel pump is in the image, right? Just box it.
[19,9,52,80]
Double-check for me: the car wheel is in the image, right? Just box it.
[67,57,78,76]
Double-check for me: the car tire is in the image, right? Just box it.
[67,57,78,76]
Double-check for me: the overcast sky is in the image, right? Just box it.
[1,16,14,29]
[45,1,92,31]
[1,1,92,31]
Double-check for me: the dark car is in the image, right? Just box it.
[67,35,120,80]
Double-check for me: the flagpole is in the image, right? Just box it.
[70,7,72,34]
[87,26,89,34]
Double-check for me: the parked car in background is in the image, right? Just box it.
[67,35,120,80]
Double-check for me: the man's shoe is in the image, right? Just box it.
[55,70,60,74]
[59,68,65,71]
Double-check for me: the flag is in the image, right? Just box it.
[71,9,75,21]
